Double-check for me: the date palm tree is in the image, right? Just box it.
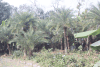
[9,25,48,57]
[86,2,100,29]
[36,19,55,49]
[0,21,14,55]
[49,7,74,53]
[8,11,36,34]
[6,11,37,56]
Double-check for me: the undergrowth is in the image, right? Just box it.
[34,47,100,67]
[9,47,100,67]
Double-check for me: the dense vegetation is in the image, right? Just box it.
[34,48,100,67]
[0,0,100,67]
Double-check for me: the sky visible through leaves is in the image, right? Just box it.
[2,0,100,12]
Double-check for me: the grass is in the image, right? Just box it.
[33,48,100,67]
[1,47,100,67]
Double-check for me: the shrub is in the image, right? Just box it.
[12,50,23,58]
[34,48,100,67]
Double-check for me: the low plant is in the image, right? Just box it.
[12,50,23,58]
[34,48,100,67]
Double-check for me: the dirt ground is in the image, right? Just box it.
[0,55,40,67]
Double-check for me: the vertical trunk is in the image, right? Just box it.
[79,38,81,44]
[7,44,11,55]
[29,50,33,56]
[89,35,93,50]
[53,43,55,51]
[87,36,89,51]
[63,27,67,54]
[29,49,33,60]
[14,42,16,50]
[29,49,33,59]
[12,43,13,50]
[24,48,27,57]
[50,40,54,51]
[67,36,69,51]
[4,42,6,53]
[61,38,63,50]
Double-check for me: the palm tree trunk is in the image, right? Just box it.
[61,38,63,50]
[24,48,27,57]
[29,50,33,56]
[29,49,33,60]
[4,42,6,53]
[87,36,89,51]
[7,44,11,55]
[12,44,13,50]
[50,40,54,51]
[63,27,67,54]
[67,36,69,51]
[89,35,93,50]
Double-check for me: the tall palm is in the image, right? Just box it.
[50,7,73,53]
[80,10,97,31]
[7,11,37,56]
[86,2,100,29]
[8,11,36,34]
[9,25,48,57]
[80,2,100,50]
[0,21,14,55]
[73,16,94,33]
[36,19,55,49]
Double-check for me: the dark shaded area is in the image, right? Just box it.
[0,42,17,55]
[33,43,51,52]
[32,34,75,52]
[82,40,87,51]
[0,0,12,24]
[75,42,81,50]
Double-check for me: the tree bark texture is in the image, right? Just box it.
[63,27,67,54]
[7,44,11,55]
[61,38,63,50]
[67,36,69,51]
[24,48,27,57]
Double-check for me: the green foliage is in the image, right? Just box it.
[88,2,100,23]
[8,11,48,54]
[84,2,100,30]
[9,26,48,51]
[36,19,54,43]
[0,2,100,67]
[49,7,74,45]
[34,49,99,67]
[0,1,11,24]
[93,60,100,67]
[7,11,36,34]
[12,50,23,58]
[0,21,13,43]
[50,7,73,28]
[91,46,100,51]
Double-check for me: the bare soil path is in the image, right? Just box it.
[0,56,40,67]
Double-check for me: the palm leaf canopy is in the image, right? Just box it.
[9,25,48,49]
[0,25,13,43]
[8,12,36,33]
[50,8,73,27]
[87,2,100,24]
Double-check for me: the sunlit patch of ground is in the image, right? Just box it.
[0,54,40,67]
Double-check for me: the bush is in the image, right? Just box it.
[34,48,100,67]
[12,50,23,58]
